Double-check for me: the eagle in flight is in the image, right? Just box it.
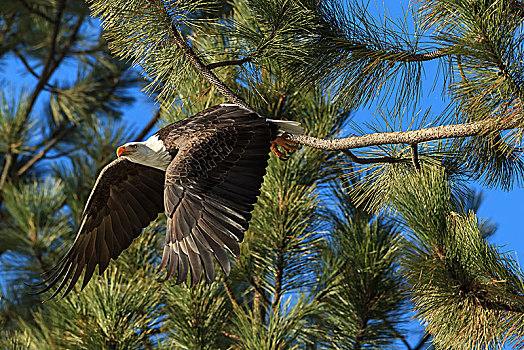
[36,104,303,299]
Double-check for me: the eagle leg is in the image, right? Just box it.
[270,133,299,158]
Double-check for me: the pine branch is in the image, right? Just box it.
[23,0,66,123]
[23,3,85,125]
[17,0,56,23]
[289,118,523,151]
[145,0,523,153]
[16,124,78,177]
[146,0,250,109]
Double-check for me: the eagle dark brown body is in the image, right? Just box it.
[35,104,302,299]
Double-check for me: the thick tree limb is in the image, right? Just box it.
[288,118,522,151]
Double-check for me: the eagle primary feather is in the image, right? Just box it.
[35,104,303,298]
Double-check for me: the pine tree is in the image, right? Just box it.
[2,0,524,349]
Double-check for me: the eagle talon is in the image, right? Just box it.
[270,133,299,158]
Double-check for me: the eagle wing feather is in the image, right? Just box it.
[160,106,276,286]
[35,158,165,299]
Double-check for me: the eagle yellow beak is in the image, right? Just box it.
[116,146,135,157]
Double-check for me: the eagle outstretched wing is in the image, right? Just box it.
[159,108,276,286]
[35,158,165,299]
[35,104,284,297]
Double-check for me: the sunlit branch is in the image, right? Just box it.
[147,0,522,153]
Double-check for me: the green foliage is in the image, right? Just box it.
[162,281,233,349]
[392,167,524,349]
[318,182,408,349]
[0,92,34,156]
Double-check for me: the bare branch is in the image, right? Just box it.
[13,49,58,92]
[0,152,13,192]
[410,144,421,171]
[288,118,522,151]
[412,333,431,350]
[342,150,402,164]
[206,56,252,70]
[16,124,78,177]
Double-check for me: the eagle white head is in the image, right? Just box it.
[117,136,171,171]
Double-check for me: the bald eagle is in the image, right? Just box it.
[36,104,302,299]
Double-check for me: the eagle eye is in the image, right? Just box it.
[131,145,138,149]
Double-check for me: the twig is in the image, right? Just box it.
[23,0,66,123]
[13,49,58,92]
[410,143,421,171]
[342,150,402,164]
[249,277,271,306]
[16,124,78,177]
[134,110,161,142]
[413,333,431,350]
[222,280,239,309]
[383,319,412,350]
[401,47,451,62]
[69,46,105,55]
[0,152,13,192]
[221,330,241,341]
[206,56,253,70]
